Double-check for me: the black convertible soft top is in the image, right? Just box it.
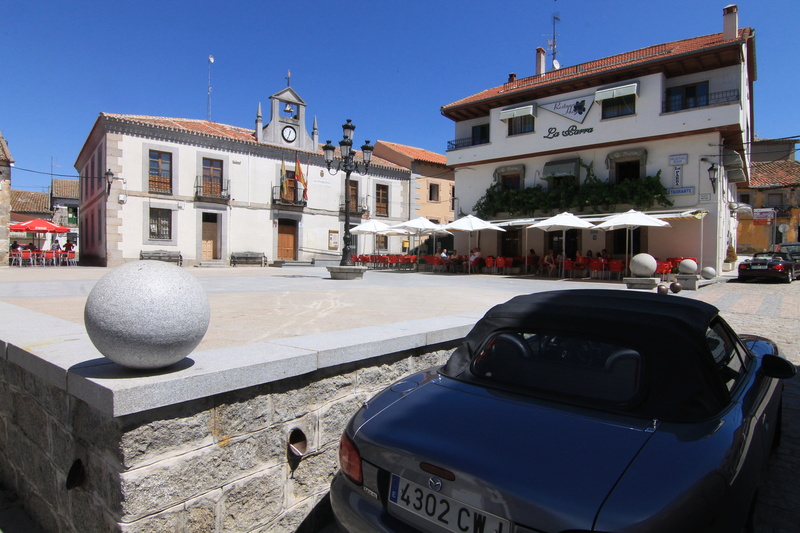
[441,289,730,421]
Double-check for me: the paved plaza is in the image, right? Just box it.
[1,264,798,532]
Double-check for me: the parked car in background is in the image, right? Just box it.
[738,251,800,283]
[775,242,800,257]
[330,290,795,533]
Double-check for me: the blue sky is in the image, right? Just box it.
[3,0,798,191]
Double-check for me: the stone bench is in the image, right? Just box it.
[230,251,267,267]
[140,250,183,266]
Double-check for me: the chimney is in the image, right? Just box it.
[536,47,547,76]
[508,73,517,83]
[255,102,263,143]
[723,4,738,41]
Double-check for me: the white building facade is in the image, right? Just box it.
[75,87,411,267]
[442,5,754,272]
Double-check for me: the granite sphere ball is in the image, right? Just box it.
[701,266,716,280]
[670,282,683,293]
[656,283,670,295]
[84,261,210,369]
[678,259,698,275]
[630,253,657,277]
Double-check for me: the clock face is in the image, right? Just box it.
[282,126,297,142]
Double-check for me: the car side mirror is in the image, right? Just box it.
[761,353,797,379]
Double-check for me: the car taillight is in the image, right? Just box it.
[339,432,363,485]
[773,263,785,271]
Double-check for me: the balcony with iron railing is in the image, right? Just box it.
[662,89,740,113]
[194,177,230,204]
[272,185,307,207]
[339,195,368,215]
[446,136,490,152]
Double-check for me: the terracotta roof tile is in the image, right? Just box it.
[442,29,750,113]
[101,113,408,172]
[375,140,447,166]
[51,178,79,199]
[11,190,50,214]
[749,160,800,189]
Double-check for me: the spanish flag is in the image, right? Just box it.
[295,156,308,200]
[280,159,288,196]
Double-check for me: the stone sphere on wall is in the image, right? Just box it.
[630,253,657,277]
[84,261,210,369]
[678,259,698,274]
[701,267,717,280]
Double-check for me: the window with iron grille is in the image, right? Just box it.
[149,208,172,240]
[375,184,389,216]
[507,115,534,136]
[202,158,223,196]
[149,151,172,194]
[376,234,388,250]
[602,95,636,119]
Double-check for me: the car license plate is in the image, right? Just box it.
[389,474,510,533]
[751,265,767,269]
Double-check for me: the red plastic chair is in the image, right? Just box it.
[589,259,605,279]
[609,260,625,280]
[484,256,495,274]
[655,261,672,281]
[563,259,574,278]
[495,257,506,274]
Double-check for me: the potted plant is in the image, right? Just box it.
[723,245,738,271]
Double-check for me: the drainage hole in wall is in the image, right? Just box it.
[66,459,85,490]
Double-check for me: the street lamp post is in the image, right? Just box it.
[323,120,374,266]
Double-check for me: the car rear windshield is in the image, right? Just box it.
[471,331,642,406]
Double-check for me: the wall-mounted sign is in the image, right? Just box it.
[668,154,689,166]
[668,187,695,196]
[699,193,712,202]
[539,96,595,123]
[672,166,683,188]
[753,208,775,219]
[543,125,594,140]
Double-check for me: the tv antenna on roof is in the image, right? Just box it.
[547,14,560,70]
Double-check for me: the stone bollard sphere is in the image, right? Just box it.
[656,283,670,295]
[630,253,657,277]
[84,261,210,369]
[701,266,716,280]
[678,259,698,275]
[670,282,683,293]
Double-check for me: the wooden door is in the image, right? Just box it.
[278,220,297,260]
[202,216,219,260]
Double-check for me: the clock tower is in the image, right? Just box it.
[257,85,318,152]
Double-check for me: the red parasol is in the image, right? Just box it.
[9,218,71,233]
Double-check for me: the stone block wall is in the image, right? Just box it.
[0,341,454,532]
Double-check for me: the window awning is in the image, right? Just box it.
[727,167,747,183]
[542,158,580,178]
[595,83,638,101]
[499,104,536,121]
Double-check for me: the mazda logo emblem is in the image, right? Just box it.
[428,477,443,492]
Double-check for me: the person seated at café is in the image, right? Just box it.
[25,242,37,250]
[51,239,62,251]
[9,241,19,251]
[527,249,539,274]
[467,247,482,271]
[63,240,75,252]
[600,249,611,261]
[542,249,556,276]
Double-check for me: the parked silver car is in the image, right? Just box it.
[331,289,795,533]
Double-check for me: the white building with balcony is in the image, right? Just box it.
[441,5,754,272]
[75,86,411,267]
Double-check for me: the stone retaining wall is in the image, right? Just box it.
[0,342,455,532]
[0,301,474,532]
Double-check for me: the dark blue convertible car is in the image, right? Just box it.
[331,289,795,533]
